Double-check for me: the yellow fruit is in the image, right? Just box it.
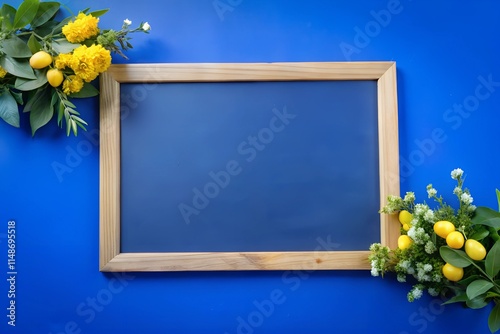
[442,263,464,282]
[29,51,53,69]
[399,210,413,225]
[47,69,64,87]
[402,223,411,231]
[446,231,465,249]
[433,220,455,238]
[398,235,413,250]
[465,239,487,261]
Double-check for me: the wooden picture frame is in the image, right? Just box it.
[99,62,400,272]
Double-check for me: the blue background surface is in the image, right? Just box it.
[0,0,499,333]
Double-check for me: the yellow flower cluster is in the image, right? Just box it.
[62,13,100,43]
[0,66,7,78]
[55,44,111,94]
[62,75,84,95]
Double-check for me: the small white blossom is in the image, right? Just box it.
[403,192,415,203]
[397,274,406,283]
[407,267,415,275]
[428,288,439,297]
[423,264,433,272]
[124,18,132,25]
[468,204,477,212]
[427,187,437,198]
[461,193,473,205]
[453,186,462,196]
[414,204,429,217]
[424,209,435,222]
[371,268,379,277]
[399,260,410,270]
[451,168,463,180]
[142,22,151,31]
[424,241,437,254]
[412,287,423,300]
[407,226,416,240]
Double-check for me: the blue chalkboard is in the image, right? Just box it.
[120,80,379,252]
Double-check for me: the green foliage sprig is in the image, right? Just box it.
[0,0,150,136]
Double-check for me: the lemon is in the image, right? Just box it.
[446,231,465,249]
[433,220,455,239]
[29,51,53,69]
[399,210,413,225]
[442,263,464,282]
[47,69,64,87]
[402,223,411,231]
[398,235,413,250]
[465,239,487,261]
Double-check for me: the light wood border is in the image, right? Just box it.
[100,62,400,272]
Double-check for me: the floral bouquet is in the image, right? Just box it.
[0,0,150,136]
[370,168,500,333]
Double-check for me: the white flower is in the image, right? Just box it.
[412,287,423,300]
[371,268,379,277]
[424,241,437,254]
[424,209,435,222]
[461,193,473,205]
[427,187,437,198]
[124,18,132,25]
[397,274,406,283]
[428,288,439,297]
[407,267,415,275]
[451,168,464,180]
[142,22,151,31]
[407,226,416,240]
[403,192,415,203]
[468,204,477,212]
[399,260,410,270]
[453,186,462,195]
[423,264,433,272]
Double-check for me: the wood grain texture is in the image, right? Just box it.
[106,62,395,82]
[101,251,371,272]
[99,72,121,271]
[99,62,400,272]
[377,63,401,250]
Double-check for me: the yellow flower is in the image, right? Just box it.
[69,44,111,82]
[62,12,100,43]
[0,66,7,78]
[54,53,73,70]
[62,75,84,95]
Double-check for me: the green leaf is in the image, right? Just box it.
[472,206,500,229]
[489,302,500,333]
[0,90,20,127]
[0,56,36,79]
[24,87,46,112]
[87,8,109,17]
[50,16,72,35]
[27,33,42,54]
[458,274,482,286]
[497,189,500,212]
[440,246,473,268]
[31,1,59,28]
[1,4,16,30]
[15,69,47,91]
[13,0,40,29]
[442,292,469,305]
[0,35,33,58]
[29,88,54,136]
[470,228,490,241]
[466,279,494,300]
[52,38,79,54]
[69,82,99,98]
[486,240,500,278]
[10,91,23,105]
[466,294,489,309]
